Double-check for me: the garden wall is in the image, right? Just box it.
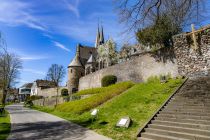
[79,54,179,90]
[37,87,67,97]
[173,25,210,76]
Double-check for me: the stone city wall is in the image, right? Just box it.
[173,26,210,76]
[37,87,67,97]
[33,97,65,107]
[79,54,179,90]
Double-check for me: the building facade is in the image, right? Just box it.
[68,25,106,93]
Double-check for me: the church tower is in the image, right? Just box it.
[67,44,84,94]
[95,25,100,48]
[95,24,105,48]
[100,25,104,45]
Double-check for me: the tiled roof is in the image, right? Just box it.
[36,80,56,88]
[68,44,97,68]
[20,83,33,88]
[87,54,96,63]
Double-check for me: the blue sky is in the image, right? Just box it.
[0,0,135,87]
[0,0,210,87]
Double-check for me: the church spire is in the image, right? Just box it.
[95,23,100,48]
[100,25,104,45]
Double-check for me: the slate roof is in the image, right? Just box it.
[68,44,97,68]
[20,83,33,88]
[87,54,96,64]
[68,54,83,67]
[36,80,56,88]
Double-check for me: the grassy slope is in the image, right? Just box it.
[0,111,11,140]
[34,78,183,140]
[74,81,134,96]
[56,81,135,114]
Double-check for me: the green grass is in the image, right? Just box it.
[56,81,135,114]
[74,81,133,96]
[33,78,183,140]
[0,111,11,140]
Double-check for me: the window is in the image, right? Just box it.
[70,69,72,73]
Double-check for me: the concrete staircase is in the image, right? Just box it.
[138,76,210,140]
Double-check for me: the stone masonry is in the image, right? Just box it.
[173,26,210,76]
[79,54,178,90]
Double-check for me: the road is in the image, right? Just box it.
[6,104,111,140]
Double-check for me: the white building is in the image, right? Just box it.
[19,83,33,101]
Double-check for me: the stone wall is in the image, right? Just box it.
[79,54,179,90]
[38,87,67,97]
[173,26,210,76]
[33,97,65,107]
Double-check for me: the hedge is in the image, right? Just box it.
[101,75,117,87]
[61,88,68,96]
[56,81,135,114]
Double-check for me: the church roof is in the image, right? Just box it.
[87,54,96,64]
[68,55,83,67]
[100,25,104,44]
[68,45,83,67]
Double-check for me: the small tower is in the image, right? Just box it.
[100,25,104,45]
[95,24,105,48]
[85,54,96,75]
[67,44,84,94]
[95,24,101,48]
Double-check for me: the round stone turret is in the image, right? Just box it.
[67,44,84,94]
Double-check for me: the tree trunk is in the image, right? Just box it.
[55,86,59,108]
[2,88,7,106]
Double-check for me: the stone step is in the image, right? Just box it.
[169,101,210,105]
[172,97,210,100]
[170,100,210,103]
[170,99,210,102]
[155,117,210,125]
[175,95,210,98]
[137,77,210,139]
[177,92,210,94]
[168,101,210,107]
[151,120,210,130]
[148,124,210,136]
[140,132,189,140]
[144,128,210,140]
[157,113,210,121]
[171,97,210,101]
[137,137,155,140]
[164,105,210,109]
[165,105,210,109]
[160,111,210,117]
[162,108,210,113]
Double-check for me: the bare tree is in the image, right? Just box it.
[0,51,22,105]
[46,64,66,106]
[115,0,204,31]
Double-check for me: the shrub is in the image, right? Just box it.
[56,81,135,114]
[24,100,33,107]
[71,95,81,101]
[61,88,68,96]
[101,75,117,87]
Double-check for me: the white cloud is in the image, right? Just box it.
[0,0,46,31]
[53,41,70,52]
[64,0,80,18]
[20,55,49,61]
[0,0,135,46]
[21,68,45,76]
